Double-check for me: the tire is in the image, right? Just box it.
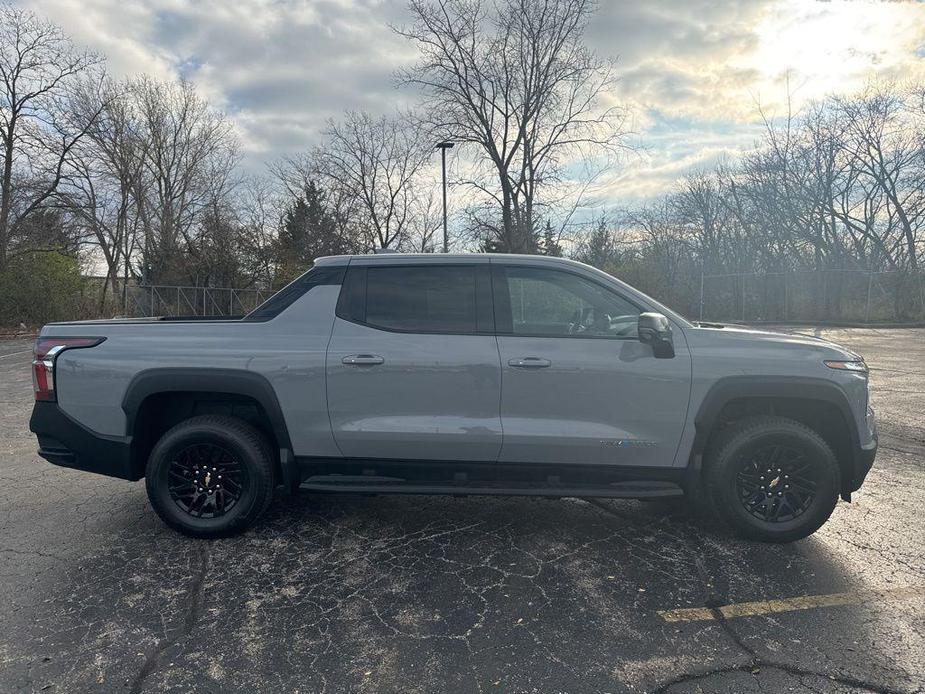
[704,416,841,543]
[145,415,276,538]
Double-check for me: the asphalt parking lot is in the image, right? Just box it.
[1,328,923,693]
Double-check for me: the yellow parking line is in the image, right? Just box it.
[658,586,925,623]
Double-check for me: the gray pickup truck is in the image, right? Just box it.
[29,253,877,541]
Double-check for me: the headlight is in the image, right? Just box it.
[824,360,868,374]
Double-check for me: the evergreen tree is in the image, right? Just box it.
[479,236,506,253]
[540,221,562,257]
[575,217,617,269]
[274,182,349,287]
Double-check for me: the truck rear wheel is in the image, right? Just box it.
[705,416,841,542]
[145,415,276,538]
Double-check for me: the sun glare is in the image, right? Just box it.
[750,0,925,109]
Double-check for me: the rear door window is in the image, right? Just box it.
[339,265,491,334]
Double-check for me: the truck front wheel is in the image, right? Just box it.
[145,415,276,538]
[705,416,841,542]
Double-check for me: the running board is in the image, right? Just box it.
[299,476,684,499]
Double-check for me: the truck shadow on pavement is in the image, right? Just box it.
[2,490,920,694]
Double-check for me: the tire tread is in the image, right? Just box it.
[145,415,276,538]
[705,415,840,542]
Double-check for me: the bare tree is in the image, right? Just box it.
[397,0,625,252]
[835,87,924,270]
[313,110,434,250]
[64,79,146,308]
[405,185,442,252]
[131,76,237,284]
[671,172,731,274]
[0,4,104,271]
[237,176,282,287]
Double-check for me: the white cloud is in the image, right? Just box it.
[24,0,417,166]
[15,0,925,201]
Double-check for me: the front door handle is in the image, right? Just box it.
[342,354,385,366]
[508,357,551,368]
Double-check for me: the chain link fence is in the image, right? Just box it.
[698,269,925,324]
[126,272,925,324]
[124,285,274,318]
[31,270,925,326]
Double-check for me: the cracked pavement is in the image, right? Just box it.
[0,328,923,693]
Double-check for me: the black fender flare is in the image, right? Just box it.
[688,376,861,487]
[122,368,295,486]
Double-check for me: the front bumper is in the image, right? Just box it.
[845,407,877,495]
[29,401,140,481]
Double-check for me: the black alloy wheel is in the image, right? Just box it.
[146,415,276,538]
[167,443,248,519]
[734,444,820,524]
[705,415,840,542]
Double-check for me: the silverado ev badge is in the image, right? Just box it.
[601,439,658,448]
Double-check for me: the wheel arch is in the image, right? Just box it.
[122,368,294,486]
[690,376,860,495]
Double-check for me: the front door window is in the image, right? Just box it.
[500,266,641,338]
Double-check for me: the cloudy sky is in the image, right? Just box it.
[17,0,925,206]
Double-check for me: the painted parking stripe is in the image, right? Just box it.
[0,350,30,360]
[658,586,925,623]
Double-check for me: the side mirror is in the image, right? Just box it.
[637,312,675,359]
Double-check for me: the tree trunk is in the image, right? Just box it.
[0,120,16,274]
[500,183,515,251]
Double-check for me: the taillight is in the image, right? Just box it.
[32,337,105,402]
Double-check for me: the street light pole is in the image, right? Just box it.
[436,141,454,253]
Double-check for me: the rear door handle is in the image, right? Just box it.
[342,354,385,366]
[508,357,551,368]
